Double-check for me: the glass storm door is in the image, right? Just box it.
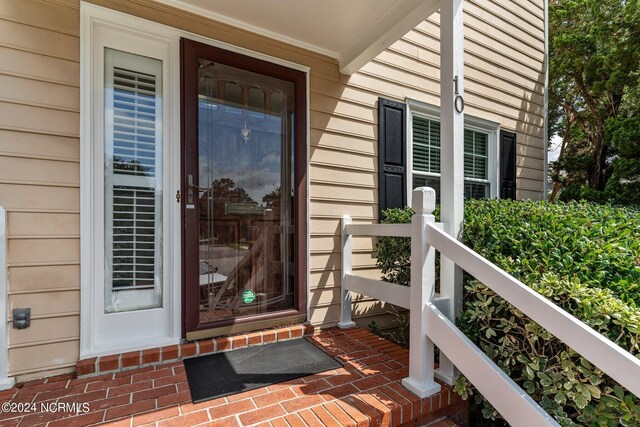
[182,39,307,336]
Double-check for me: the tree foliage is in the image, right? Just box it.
[548,0,640,205]
[208,178,256,204]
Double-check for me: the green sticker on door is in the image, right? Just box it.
[241,289,256,304]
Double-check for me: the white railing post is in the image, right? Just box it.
[339,215,356,329]
[402,187,441,397]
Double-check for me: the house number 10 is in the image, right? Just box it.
[453,75,464,113]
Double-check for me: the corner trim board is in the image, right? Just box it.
[0,205,15,389]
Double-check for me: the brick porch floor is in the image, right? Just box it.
[0,328,466,426]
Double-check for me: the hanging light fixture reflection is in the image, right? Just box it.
[240,120,251,143]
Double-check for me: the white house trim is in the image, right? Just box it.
[80,3,181,358]
[543,0,550,199]
[153,0,338,60]
[0,205,14,390]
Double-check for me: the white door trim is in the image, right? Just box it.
[80,3,310,357]
[0,206,15,389]
[80,3,182,357]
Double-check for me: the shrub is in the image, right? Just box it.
[457,278,640,426]
[377,208,413,286]
[376,200,640,426]
[462,199,640,305]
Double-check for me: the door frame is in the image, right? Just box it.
[81,3,310,356]
[180,38,308,338]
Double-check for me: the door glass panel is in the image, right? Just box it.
[197,60,295,324]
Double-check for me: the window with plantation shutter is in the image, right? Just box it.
[412,117,441,175]
[104,48,163,313]
[412,116,442,201]
[463,129,490,198]
[409,107,498,202]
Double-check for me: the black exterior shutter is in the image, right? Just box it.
[499,130,517,200]
[378,97,407,221]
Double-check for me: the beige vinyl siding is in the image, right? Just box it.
[319,1,545,327]
[0,0,80,381]
[0,0,545,379]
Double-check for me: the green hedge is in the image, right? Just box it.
[377,200,640,426]
[462,200,640,306]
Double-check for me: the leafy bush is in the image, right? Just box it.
[378,208,413,286]
[457,278,640,426]
[377,200,640,426]
[463,199,640,305]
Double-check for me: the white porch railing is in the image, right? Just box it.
[340,187,640,427]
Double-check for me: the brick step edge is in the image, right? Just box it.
[76,323,315,378]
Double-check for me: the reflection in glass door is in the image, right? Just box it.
[182,38,308,334]
[196,61,294,325]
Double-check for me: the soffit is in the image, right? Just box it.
[155,0,440,74]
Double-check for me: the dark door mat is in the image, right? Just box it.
[183,338,342,403]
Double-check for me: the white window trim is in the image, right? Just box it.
[80,3,311,357]
[405,98,500,203]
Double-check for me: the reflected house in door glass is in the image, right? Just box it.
[196,177,292,320]
[197,178,262,247]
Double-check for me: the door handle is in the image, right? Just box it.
[187,175,207,206]
[187,174,195,205]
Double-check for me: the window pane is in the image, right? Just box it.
[464,130,488,180]
[104,48,163,313]
[464,181,489,199]
[412,116,441,174]
[413,175,441,204]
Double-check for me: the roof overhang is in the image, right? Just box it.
[154,0,440,74]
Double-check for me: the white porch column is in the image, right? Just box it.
[438,0,464,385]
[0,206,14,390]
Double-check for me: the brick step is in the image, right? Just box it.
[3,327,468,427]
[76,323,315,378]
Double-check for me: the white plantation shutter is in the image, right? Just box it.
[412,116,442,202]
[463,129,490,198]
[104,48,163,313]
[412,116,440,174]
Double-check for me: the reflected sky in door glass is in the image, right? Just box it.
[198,101,284,205]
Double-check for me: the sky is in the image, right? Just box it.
[548,134,562,163]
